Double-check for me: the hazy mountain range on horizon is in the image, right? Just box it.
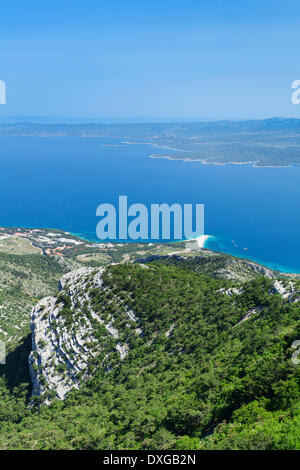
[1,117,300,167]
[0,115,298,124]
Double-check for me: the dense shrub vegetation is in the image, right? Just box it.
[0,261,299,449]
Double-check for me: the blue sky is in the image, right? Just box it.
[0,0,300,120]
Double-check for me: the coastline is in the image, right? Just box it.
[185,234,213,248]
[0,224,299,275]
[204,237,300,276]
[117,139,294,168]
[149,154,292,168]
[197,234,212,248]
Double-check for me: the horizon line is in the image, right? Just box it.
[0,115,299,125]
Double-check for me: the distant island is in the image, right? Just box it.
[1,117,300,166]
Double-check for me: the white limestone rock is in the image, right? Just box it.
[29,266,140,404]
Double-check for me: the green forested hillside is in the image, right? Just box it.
[0,260,299,450]
[0,253,68,340]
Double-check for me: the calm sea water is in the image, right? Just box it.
[0,135,299,273]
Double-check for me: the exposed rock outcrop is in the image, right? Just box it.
[29,266,140,403]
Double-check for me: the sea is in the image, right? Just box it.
[0,135,299,273]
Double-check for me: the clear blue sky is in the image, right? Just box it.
[1,0,300,120]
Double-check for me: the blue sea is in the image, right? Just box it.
[0,135,300,273]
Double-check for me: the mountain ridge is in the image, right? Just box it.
[0,232,300,449]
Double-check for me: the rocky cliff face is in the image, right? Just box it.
[29,261,300,404]
[29,266,141,403]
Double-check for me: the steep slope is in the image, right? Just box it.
[29,266,138,402]
[0,259,300,449]
[15,261,299,449]
[0,253,68,341]
[135,251,277,281]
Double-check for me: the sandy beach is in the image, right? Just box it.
[185,234,213,249]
